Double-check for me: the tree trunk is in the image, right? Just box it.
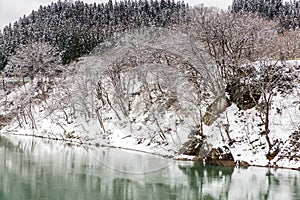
[265,99,272,154]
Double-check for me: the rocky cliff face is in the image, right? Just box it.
[226,79,261,110]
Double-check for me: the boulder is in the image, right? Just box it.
[226,79,261,110]
[203,95,232,126]
[206,146,235,167]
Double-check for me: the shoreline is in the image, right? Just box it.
[1,132,299,172]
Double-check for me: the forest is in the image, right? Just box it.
[232,0,300,29]
[0,0,189,69]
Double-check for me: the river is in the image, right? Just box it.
[0,134,299,200]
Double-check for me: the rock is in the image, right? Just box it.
[180,136,204,156]
[198,142,213,158]
[203,95,232,126]
[226,79,261,110]
[179,127,206,156]
[0,115,12,129]
[236,160,250,167]
[206,146,235,167]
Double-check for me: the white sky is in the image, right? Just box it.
[0,0,232,31]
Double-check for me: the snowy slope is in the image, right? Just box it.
[0,30,300,169]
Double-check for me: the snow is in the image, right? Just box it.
[203,88,300,168]
[1,31,300,170]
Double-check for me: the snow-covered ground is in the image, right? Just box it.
[0,30,300,170]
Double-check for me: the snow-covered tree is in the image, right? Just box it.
[188,8,279,82]
[238,60,298,160]
[0,31,6,70]
[7,41,62,81]
[5,41,62,99]
[0,0,189,68]
[231,0,300,30]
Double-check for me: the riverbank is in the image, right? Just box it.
[1,38,300,171]
[1,132,299,171]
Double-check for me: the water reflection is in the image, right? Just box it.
[0,135,299,200]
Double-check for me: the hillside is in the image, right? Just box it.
[1,0,300,170]
[0,0,189,68]
[1,25,300,169]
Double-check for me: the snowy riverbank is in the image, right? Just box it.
[1,30,300,170]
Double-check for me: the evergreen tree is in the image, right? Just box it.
[231,0,300,30]
[0,0,189,70]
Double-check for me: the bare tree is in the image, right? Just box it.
[247,60,296,160]
[185,7,279,83]
[275,30,300,60]
[94,28,211,145]
[6,41,62,94]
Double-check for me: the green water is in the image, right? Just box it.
[0,135,299,200]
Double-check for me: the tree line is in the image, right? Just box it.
[0,0,189,70]
[231,0,300,30]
